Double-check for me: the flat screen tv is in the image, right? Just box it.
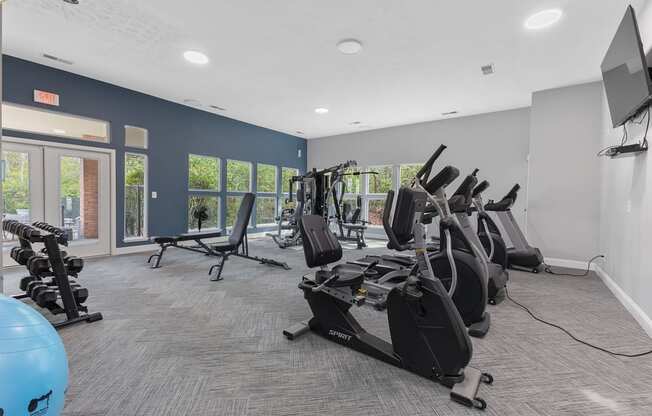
[601,5,652,128]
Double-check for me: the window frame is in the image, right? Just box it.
[255,163,278,227]
[226,159,253,193]
[123,152,148,241]
[2,102,111,143]
[187,153,222,232]
[125,125,149,149]
[188,154,221,192]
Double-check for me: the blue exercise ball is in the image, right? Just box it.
[0,295,68,415]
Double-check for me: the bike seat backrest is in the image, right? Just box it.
[299,215,343,268]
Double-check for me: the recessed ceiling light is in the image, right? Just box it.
[53,129,67,134]
[183,50,209,65]
[315,108,329,114]
[337,39,363,55]
[524,9,563,30]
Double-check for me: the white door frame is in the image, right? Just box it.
[3,136,117,256]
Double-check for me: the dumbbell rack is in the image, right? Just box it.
[2,220,103,329]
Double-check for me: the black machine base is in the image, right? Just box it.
[507,247,544,273]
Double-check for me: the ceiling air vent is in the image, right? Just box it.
[209,105,226,111]
[442,111,458,116]
[43,54,73,65]
[481,63,495,75]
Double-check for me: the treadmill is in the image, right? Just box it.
[484,184,544,272]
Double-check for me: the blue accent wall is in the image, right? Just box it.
[2,55,307,247]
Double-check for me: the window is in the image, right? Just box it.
[281,167,299,194]
[189,154,220,191]
[226,195,243,226]
[400,164,422,186]
[125,153,147,239]
[257,163,277,193]
[125,126,148,149]
[367,199,385,227]
[364,165,393,227]
[2,150,31,243]
[368,165,393,194]
[256,196,277,225]
[188,154,221,231]
[256,164,277,226]
[188,196,219,231]
[343,167,362,195]
[2,103,109,143]
[227,160,252,192]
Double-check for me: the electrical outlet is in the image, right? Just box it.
[626,199,632,213]
[152,191,158,199]
[298,149,302,158]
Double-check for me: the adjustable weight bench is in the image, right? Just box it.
[147,231,224,269]
[147,193,290,281]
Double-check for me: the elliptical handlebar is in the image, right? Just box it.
[416,144,447,184]
[472,180,490,198]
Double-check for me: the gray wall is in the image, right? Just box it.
[527,82,603,261]
[308,108,532,228]
[598,1,652,322]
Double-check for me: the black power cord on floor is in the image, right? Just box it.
[543,255,605,277]
[506,288,652,358]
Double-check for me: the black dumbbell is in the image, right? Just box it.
[30,283,51,301]
[20,276,37,292]
[28,257,51,277]
[72,286,89,304]
[35,289,58,308]
[65,257,84,274]
[16,249,36,265]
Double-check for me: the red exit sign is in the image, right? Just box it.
[34,89,60,106]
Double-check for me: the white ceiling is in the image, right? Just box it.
[3,0,648,138]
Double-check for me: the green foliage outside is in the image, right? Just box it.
[257,164,277,193]
[368,166,392,194]
[2,151,30,215]
[125,154,146,237]
[189,154,219,190]
[60,156,81,199]
[343,167,361,194]
[126,154,145,186]
[282,167,298,193]
[188,196,219,230]
[227,160,251,192]
[256,196,276,224]
[226,196,243,226]
[400,164,422,186]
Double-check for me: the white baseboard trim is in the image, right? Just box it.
[594,266,652,338]
[544,257,598,271]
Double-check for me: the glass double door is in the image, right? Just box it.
[3,141,111,264]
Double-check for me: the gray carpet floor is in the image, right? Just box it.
[3,238,652,416]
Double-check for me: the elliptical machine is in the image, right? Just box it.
[283,149,493,410]
[484,184,544,272]
[471,180,508,269]
[447,169,508,305]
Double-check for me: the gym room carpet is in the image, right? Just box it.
[4,238,652,416]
